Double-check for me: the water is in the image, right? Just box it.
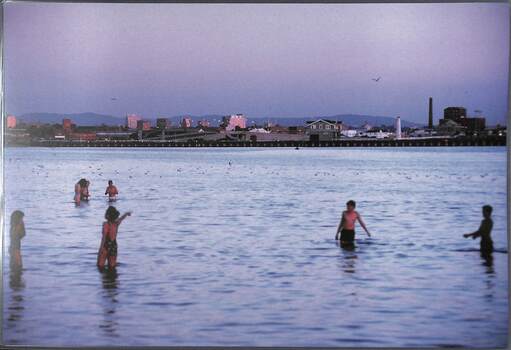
[2,147,508,347]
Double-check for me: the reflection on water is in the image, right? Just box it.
[481,251,494,273]
[6,265,26,342]
[99,268,119,337]
[338,242,357,274]
[2,147,508,347]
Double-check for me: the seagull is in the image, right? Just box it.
[371,77,381,82]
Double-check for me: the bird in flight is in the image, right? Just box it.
[110,97,117,101]
[372,77,381,82]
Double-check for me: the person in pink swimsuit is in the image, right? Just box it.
[335,200,371,246]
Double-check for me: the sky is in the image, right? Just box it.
[4,2,510,124]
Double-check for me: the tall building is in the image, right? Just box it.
[126,114,141,129]
[428,97,433,129]
[156,118,170,129]
[395,116,402,139]
[222,114,247,131]
[6,115,16,128]
[63,118,72,131]
[181,116,192,128]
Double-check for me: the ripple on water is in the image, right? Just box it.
[2,147,508,347]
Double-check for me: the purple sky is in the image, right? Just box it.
[5,2,509,124]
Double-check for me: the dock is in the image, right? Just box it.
[25,135,506,148]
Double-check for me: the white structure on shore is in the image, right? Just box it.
[395,116,402,139]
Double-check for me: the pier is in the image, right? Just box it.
[27,136,506,148]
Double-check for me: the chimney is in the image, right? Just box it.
[428,97,433,129]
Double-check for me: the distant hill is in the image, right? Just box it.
[17,112,424,128]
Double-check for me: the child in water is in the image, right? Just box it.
[464,205,494,254]
[97,206,131,270]
[10,210,25,268]
[335,200,371,246]
[105,180,118,201]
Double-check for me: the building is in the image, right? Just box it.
[63,118,72,131]
[96,132,133,140]
[464,117,486,132]
[156,118,170,129]
[69,132,96,141]
[437,119,464,136]
[181,116,193,128]
[366,130,391,139]
[222,114,247,131]
[126,114,141,129]
[305,119,343,141]
[360,121,372,131]
[6,115,16,128]
[439,106,485,132]
[341,130,357,138]
[137,120,151,131]
[198,119,210,128]
[443,107,467,122]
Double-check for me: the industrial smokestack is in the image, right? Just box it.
[428,97,433,129]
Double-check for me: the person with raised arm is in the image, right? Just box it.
[97,206,132,270]
[464,205,494,255]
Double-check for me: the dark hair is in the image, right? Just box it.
[105,206,120,222]
[10,210,24,225]
[346,200,356,208]
[482,205,493,215]
[108,180,113,185]
[79,178,88,187]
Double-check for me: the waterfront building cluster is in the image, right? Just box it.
[4,98,507,146]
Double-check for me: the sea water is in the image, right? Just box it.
[2,147,508,347]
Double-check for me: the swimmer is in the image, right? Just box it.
[10,210,25,269]
[335,200,371,247]
[464,205,494,254]
[104,180,118,202]
[81,180,90,201]
[97,206,132,270]
[74,178,87,205]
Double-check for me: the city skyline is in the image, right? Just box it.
[4,2,509,125]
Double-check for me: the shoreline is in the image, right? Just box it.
[6,135,507,148]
